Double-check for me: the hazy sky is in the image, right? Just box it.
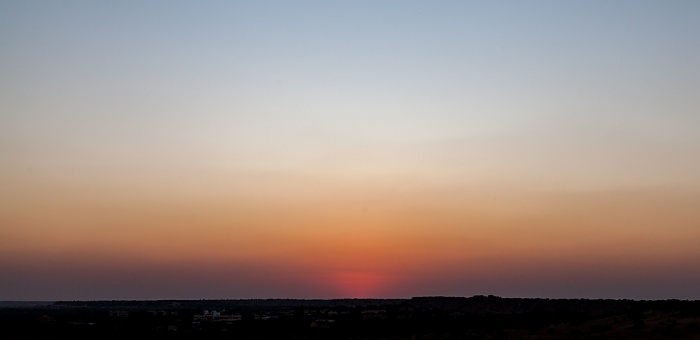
[2,1,699,300]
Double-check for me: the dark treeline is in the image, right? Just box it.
[2,296,700,339]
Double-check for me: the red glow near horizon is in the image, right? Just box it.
[329,271,393,298]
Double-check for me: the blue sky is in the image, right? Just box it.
[2,1,700,300]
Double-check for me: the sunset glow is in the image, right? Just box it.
[2,1,700,300]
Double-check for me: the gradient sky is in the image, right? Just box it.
[2,1,700,300]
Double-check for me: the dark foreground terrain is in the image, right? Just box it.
[2,296,700,339]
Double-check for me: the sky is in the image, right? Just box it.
[1,1,699,301]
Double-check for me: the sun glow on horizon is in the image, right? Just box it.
[327,271,395,298]
[2,1,700,300]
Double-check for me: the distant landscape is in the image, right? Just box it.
[3,4,700,340]
[2,296,700,339]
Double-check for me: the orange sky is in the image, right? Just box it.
[3,167,699,299]
[2,1,700,300]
